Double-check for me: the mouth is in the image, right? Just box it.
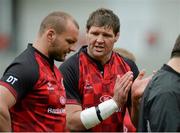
[63,52,67,58]
[94,46,104,52]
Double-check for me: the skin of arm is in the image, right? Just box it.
[130,70,153,127]
[0,85,16,131]
[66,104,86,131]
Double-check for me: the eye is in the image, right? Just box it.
[91,32,99,36]
[66,39,76,45]
[103,33,113,38]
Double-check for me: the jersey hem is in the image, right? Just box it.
[66,99,81,105]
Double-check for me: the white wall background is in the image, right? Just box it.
[0,0,180,76]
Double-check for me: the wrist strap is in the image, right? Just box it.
[95,106,103,122]
[80,99,119,129]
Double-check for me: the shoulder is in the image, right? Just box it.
[147,67,179,98]
[60,52,80,72]
[115,53,139,79]
[12,47,39,77]
[0,47,39,99]
[123,56,137,70]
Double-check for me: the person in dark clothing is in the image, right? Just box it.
[138,34,180,132]
[0,11,79,131]
[59,8,151,132]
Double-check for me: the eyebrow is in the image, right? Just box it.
[66,38,77,43]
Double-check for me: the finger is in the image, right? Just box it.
[137,69,146,80]
[115,73,129,87]
[153,70,157,75]
[119,71,133,87]
[114,75,121,89]
[114,72,133,93]
[115,74,121,83]
[124,81,133,95]
[121,74,133,91]
[119,71,133,83]
[114,75,121,93]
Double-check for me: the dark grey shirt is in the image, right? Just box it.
[138,64,180,132]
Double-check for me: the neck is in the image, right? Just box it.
[33,37,49,58]
[167,57,180,73]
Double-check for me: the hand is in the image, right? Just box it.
[131,70,153,104]
[113,71,133,108]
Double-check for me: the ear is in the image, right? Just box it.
[114,32,120,42]
[86,28,89,33]
[47,29,56,43]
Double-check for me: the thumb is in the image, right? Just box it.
[137,69,146,80]
[115,74,120,82]
[153,70,157,75]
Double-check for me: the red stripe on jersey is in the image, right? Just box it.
[66,99,80,104]
[0,81,17,99]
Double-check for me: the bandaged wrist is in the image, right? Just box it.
[98,99,119,120]
[80,99,119,129]
[80,106,101,129]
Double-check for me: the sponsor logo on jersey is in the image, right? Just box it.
[6,75,18,85]
[47,107,65,114]
[84,80,93,90]
[47,82,54,90]
[59,96,66,105]
[100,95,112,103]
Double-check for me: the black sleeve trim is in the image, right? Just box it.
[0,49,39,100]
[59,52,81,104]
[123,57,139,80]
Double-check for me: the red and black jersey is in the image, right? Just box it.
[0,44,66,132]
[59,46,139,132]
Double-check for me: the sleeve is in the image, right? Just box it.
[123,57,139,80]
[0,61,38,100]
[59,53,82,104]
[147,92,180,132]
[123,57,139,107]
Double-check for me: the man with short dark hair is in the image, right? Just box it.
[138,35,180,132]
[60,8,150,132]
[0,11,79,131]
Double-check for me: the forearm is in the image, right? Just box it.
[0,85,15,131]
[130,100,140,128]
[66,99,119,131]
[0,107,11,131]
[66,111,86,131]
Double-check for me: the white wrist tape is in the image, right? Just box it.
[98,99,119,120]
[80,99,119,129]
[80,107,101,129]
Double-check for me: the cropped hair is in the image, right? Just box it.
[171,34,180,58]
[39,11,79,36]
[86,8,120,35]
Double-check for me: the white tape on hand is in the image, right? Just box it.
[80,99,119,130]
[80,107,100,129]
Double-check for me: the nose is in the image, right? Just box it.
[96,35,104,43]
[69,45,76,52]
